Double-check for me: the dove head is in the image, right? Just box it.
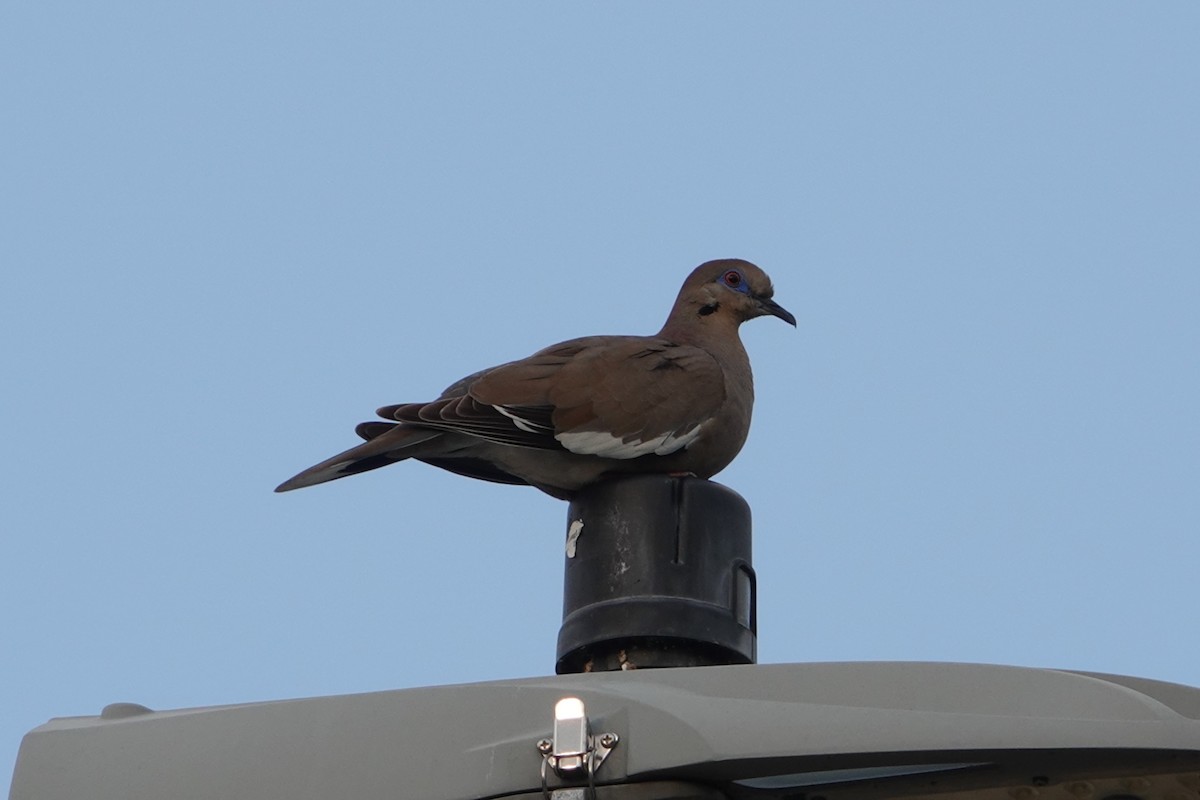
[662,259,796,338]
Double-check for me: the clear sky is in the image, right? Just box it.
[3,2,1198,786]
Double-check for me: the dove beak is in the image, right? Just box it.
[757,296,797,327]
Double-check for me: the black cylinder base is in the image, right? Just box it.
[556,475,756,674]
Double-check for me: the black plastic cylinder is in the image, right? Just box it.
[556,475,756,673]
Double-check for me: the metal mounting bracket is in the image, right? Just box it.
[536,697,619,799]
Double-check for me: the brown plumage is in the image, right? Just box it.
[275,258,795,500]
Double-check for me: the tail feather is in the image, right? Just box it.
[355,421,397,441]
[275,426,442,492]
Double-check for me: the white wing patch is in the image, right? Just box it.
[557,424,704,459]
[493,405,550,433]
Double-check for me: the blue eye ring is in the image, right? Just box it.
[722,270,746,290]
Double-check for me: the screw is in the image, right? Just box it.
[599,733,618,748]
[536,738,553,754]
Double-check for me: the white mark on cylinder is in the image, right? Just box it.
[566,519,584,558]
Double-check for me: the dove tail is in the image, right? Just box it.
[274,425,440,492]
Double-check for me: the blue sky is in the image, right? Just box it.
[3,2,1198,785]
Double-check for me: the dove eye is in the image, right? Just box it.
[722,270,746,290]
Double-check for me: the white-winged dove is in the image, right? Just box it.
[276,259,795,500]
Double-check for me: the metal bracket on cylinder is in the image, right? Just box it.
[536,697,619,799]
